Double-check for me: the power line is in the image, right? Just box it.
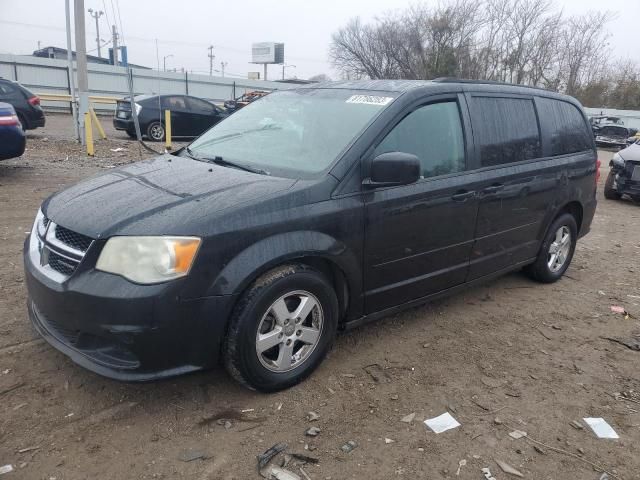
[115,0,125,45]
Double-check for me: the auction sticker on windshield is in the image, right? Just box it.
[346,95,394,106]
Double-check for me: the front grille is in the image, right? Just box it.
[34,215,94,280]
[55,225,93,252]
[48,251,77,276]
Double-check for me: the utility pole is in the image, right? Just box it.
[220,61,228,78]
[208,45,215,76]
[112,24,119,66]
[64,0,79,141]
[74,0,89,145]
[163,54,173,72]
[87,8,104,57]
[37,40,41,50]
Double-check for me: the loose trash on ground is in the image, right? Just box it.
[400,412,416,423]
[0,465,13,475]
[570,420,584,430]
[509,430,527,439]
[424,412,461,433]
[109,147,126,152]
[610,305,625,314]
[481,467,497,480]
[289,453,319,464]
[583,418,619,439]
[261,465,301,480]
[495,459,524,477]
[258,443,288,470]
[178,449,210,462]
[306,411,320,421]
[305,427,321,437]
[456,459,466,476]
[384,437,394,444]
[340,440,358,453]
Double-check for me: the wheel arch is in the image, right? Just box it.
[207,231,362,323]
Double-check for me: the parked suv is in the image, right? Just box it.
[113,94,227,141]
[604,139,640,202]
[24,80,598,391]
[0,78,45,131]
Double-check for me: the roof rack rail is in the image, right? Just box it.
[432,77,546,91]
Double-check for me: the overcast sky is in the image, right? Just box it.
[1,0,637,80]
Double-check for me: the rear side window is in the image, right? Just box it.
[185,97,215,114]
[374,101,465,178]
[536,98,592,155]
[0,82,17,96]
[161,96,186,110]
[470,96,541,167]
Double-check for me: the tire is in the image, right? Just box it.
[146,121,165,141]
[604,171,622,200]
[223,264,339,392]
[525,213,578,283]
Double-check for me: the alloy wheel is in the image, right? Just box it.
[547,226,571,273]
[255,290,323,373]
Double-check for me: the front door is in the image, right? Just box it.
[363,97,479,313]
[185,96,219,136]
[162,95,190,137]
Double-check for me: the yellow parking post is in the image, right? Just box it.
[90,108,106,140]
[84,112,94,156]
[165,109,172,150]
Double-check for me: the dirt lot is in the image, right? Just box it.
[1,114,640,480]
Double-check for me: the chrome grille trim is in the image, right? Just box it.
[30,212,94,282]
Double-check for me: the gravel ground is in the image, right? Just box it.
[1,114,640,480]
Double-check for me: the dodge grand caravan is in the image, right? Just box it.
[24,80,598,391]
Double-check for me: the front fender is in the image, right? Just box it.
[204,230,362,300]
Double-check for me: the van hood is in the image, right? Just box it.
[43,154,297,238]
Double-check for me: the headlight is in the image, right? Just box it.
[96,236,201,284]
[611,153,625,168]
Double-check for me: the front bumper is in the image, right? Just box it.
[24,236,236,381]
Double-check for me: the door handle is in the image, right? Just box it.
[482,184,504,194]
[451,190,476,202]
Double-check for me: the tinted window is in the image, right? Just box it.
[374,101,465,178]
[185,97,215,114]
[161,96,186,110]
[470,97,541,167]
[537,98,592,155]
[0,82,17,96]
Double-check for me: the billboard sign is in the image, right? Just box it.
[251,42,285,64]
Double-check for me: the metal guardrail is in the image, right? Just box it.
[37,93,118,105]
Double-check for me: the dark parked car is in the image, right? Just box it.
[25,80,598,391]
[113,94,227,141]
[0,102,26,160]
[604,139,640,202]
[0,78,45,131]
[594,124,634,149]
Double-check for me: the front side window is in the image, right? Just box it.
[186,97,215,114]
[187,89,397,177]
[470,97,541,167]
[374,101,465,178]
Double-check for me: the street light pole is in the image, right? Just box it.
[87,8,104,58]
[163,54,173,72]
[220,61,228,78]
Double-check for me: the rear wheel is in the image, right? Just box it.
[525,213,577,283]
[146,121,165,141]
[604,171,622,200]
[223,264,339,392]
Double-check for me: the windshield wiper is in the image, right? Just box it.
[186,148,269,175]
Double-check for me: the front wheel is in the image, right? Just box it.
[604,171,622,200]
[223,264,339,392]
[525,213,577,283]
[146,121,165,141]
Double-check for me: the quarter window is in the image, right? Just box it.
[470,97,541,167]
[374,101,465,178]
[536,98,592,155]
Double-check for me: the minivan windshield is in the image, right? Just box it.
[186,89,397,177]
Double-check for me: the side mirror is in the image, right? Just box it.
[364,152,421,188]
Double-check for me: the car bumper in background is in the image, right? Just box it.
[24,236,236,381]
[113,118,133,131]
[0,126,26,160]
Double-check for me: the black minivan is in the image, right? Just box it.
[24,80,598,391]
